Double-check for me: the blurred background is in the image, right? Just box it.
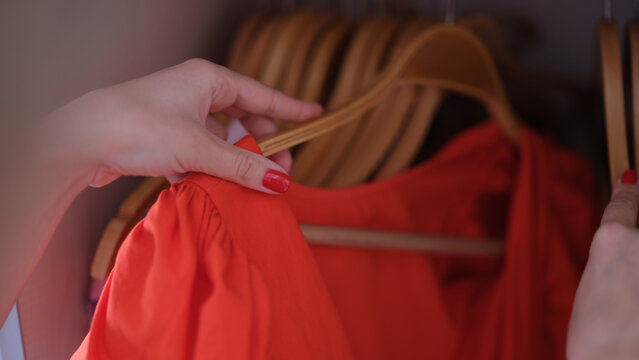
[0,0,633,358]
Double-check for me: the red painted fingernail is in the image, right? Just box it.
[262,170,291,193]
[622,169,637,184]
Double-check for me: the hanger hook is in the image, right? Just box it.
[445,0,456,24]
[604,0,612,22]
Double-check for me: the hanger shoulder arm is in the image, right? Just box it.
[90,177,169,279]
[630,23,639,171]
[599,21,629,184]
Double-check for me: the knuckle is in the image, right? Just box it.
[592,221,631,253]
[611,190,639,208]
[596,221,628,240]
[233,152,257,182]
[206,67,235,110]
[266,91,280,116]
[182,58,213,71]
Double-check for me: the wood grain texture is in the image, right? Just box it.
[236,16,285,78]
[259,24,521,157]
[227,12,267,70]
[301,225,503,256]
[291,19,371,184]
[375,86,443,179]
[598,21,629,185]
[297,20,353,102]
[280,11,335,97]
[259,11,316,88]
[320,17,404,187]
[329,20,429,186]
[630,23,639,171]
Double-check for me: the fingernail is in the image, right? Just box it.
[263,170,291,193]
[622,169,637,184]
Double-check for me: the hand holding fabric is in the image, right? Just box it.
[0,59,321,324]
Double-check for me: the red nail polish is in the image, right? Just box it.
[262,170,291,193]
[622,169,637,184]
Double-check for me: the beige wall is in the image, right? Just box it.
[0,1,255,358]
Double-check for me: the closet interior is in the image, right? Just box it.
[5,0,635,359]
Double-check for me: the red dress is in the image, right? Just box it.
[73,123,598,359]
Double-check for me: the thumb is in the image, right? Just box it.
[601,170,639,227]
[191,134,291,194]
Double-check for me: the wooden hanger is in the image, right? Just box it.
[598,21,629,185]
[329,20,436,186]
[296,20,521,185]
[630,22,639,171]
[297,20,353,102]
[91,21,517,279]
[375,16,519,180]
[459,14,514,68]
[280,11,336,97]
[258,24,520,157]
[227,13,268,71]
[296,17,404,186]
[302,15,512,187]
[257,10,320,129]
[327,84,414,187]
[275,10,337,131]
[236,15,285,77]
[292,19,371,184]
[260,10,317,88]
[375,87,443,179]
[317,18,404,187]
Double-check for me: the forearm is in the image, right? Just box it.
[0,107,92,323]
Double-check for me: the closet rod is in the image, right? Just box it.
[301,225,503,256]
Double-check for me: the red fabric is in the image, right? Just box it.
[73,123,598,360]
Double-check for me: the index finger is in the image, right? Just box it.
[212,66,323,122]
[601,171,639,227]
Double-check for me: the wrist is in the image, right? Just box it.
[31,94,103,190]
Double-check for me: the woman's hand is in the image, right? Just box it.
[41,58,322,193]
[0,59,322,324]
[567,170,639,359]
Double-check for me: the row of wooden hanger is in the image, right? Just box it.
[91,4,523,279]
[232,9,521,187]
[599,8,639,186]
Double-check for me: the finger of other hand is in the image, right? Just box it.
[601,170,639,227]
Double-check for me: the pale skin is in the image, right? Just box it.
[0,59,637,357]
[567,174,639,358]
